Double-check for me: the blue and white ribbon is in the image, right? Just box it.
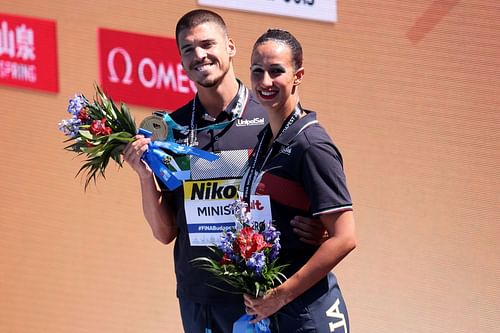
[161,113,190,139]
[232,314,271,333]
[138,128,219,190]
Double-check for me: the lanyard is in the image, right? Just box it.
[242,103,303,203]
[189,81,249,146]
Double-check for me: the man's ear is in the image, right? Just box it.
[293,67,304,86]
[227,37,236,57]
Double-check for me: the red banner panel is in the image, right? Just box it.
[98,28,196,111]
[0,13,58,93]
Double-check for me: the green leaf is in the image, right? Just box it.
[79,130,94,140]
[63,84,140,190]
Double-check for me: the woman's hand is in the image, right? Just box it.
[123,135,152,179]
[243,288,287,323]
[244,211,356,324]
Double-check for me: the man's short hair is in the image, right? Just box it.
[175,9,228,45]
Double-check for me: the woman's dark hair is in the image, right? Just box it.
[175,9,228,45]
[253,29,303,69]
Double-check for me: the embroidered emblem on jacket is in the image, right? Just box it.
[279,145,292,155]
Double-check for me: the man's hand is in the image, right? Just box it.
[123,135,152,179]
[291,216,328,246]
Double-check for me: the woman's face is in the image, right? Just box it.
[250,40,302,112]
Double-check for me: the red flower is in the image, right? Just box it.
[237,226,270,259]
[219,254,232,265]
[90,118,112,136]
[77,107,90,122]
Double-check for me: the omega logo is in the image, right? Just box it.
[106,47,197,94]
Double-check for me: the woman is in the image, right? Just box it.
[241,29,356,332]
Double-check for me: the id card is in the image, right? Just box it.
[183,178,272,246]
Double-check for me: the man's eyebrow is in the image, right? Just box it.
[180,38,216,51]
[200,38,216,44]
[180,43,193,51]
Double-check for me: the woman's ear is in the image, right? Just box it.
[293,67,305,86]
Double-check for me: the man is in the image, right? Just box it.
[123,9,324,333]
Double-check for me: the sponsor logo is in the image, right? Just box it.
[0,13,58,92]
[235,117,265,127]
[98,28,196,110]
[190,181,239,200]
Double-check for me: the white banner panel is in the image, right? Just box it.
[198,0,337,23]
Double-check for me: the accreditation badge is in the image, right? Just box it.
[183,178,272,246]
[139,114,168,141]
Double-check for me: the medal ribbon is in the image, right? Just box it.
[189,80,250,146]
[242,103,304,204]
[161,113,190,140]
[137,128,219,190]
[136,80,248,189]
[146,80,249,145]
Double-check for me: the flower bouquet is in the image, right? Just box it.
[58,85,136,189]
[58,85,219,190]
[192,200,287,332]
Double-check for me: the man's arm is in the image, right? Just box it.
[123,135,178,244]
[291,216,328,245]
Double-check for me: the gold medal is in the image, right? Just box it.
[139,114,168,141]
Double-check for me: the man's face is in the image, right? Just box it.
[177,22,235,88]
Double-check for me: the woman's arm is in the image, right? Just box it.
[244,210,356,322]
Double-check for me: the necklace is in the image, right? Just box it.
[188,81,249,146]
